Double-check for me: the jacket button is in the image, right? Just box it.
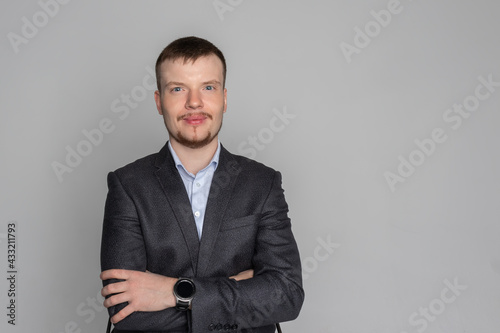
[208,323,215,331]
[216,323,223,331]
[224,324,231,331]
[231,324,238,330]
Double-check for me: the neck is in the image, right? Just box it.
[170,138,219,175]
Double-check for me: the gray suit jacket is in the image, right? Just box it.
[100,142,304,332]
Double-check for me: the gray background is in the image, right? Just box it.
[1,0,499,332]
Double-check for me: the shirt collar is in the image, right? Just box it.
[168,139,220,177]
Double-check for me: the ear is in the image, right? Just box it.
[223,88,227,113]
[154,90,163,115]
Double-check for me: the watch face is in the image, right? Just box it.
[176,280,195,298]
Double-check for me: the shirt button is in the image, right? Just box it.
[196,182,201,187]
[194,211,200,217]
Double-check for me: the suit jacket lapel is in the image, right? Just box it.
[154,142,200,276]
[196,146,241,277]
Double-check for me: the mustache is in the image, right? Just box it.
[177,112,213,121]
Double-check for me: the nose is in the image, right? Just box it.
[186,90,203,109]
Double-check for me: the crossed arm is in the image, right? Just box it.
[100,269,254,324]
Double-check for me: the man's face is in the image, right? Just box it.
[154,54,227,149]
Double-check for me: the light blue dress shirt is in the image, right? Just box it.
[168,140,220,240]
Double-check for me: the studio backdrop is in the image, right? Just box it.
[1,0,500,332]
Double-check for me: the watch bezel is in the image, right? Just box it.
[173,278,196,310]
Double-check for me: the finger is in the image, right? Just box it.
[242,271,252,279]
[103,292,130,308]
[230,270,244,279]
[111,304,136,324]
[239,269,254,278]
[100,269,130,281]
[101,281,128,297]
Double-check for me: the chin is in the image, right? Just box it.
[174,132,216,149]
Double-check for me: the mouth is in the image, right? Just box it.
[179,112,212,126]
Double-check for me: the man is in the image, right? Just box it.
[100,36,304,333]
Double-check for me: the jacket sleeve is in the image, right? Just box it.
[100,171,186,332]
[190,171,305,332]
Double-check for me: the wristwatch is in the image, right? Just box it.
[173,278,196,311]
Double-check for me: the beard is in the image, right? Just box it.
[170,127,218,149]
[163,108,223,149]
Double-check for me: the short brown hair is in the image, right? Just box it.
[155,36,227,92]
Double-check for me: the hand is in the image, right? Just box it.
[100,269,178,324]
[229,269,254,281]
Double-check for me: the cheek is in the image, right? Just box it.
[161,101,181,120]
[161,109,178,128]
[209,97,226,112]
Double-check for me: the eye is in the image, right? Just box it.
[205,85,214,91]
[172,87,182,92]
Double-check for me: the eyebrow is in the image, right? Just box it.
[201,80,222,86]
[165,81,186,87]
[165,80,222,87]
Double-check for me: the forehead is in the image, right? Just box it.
[160,54,224,83]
